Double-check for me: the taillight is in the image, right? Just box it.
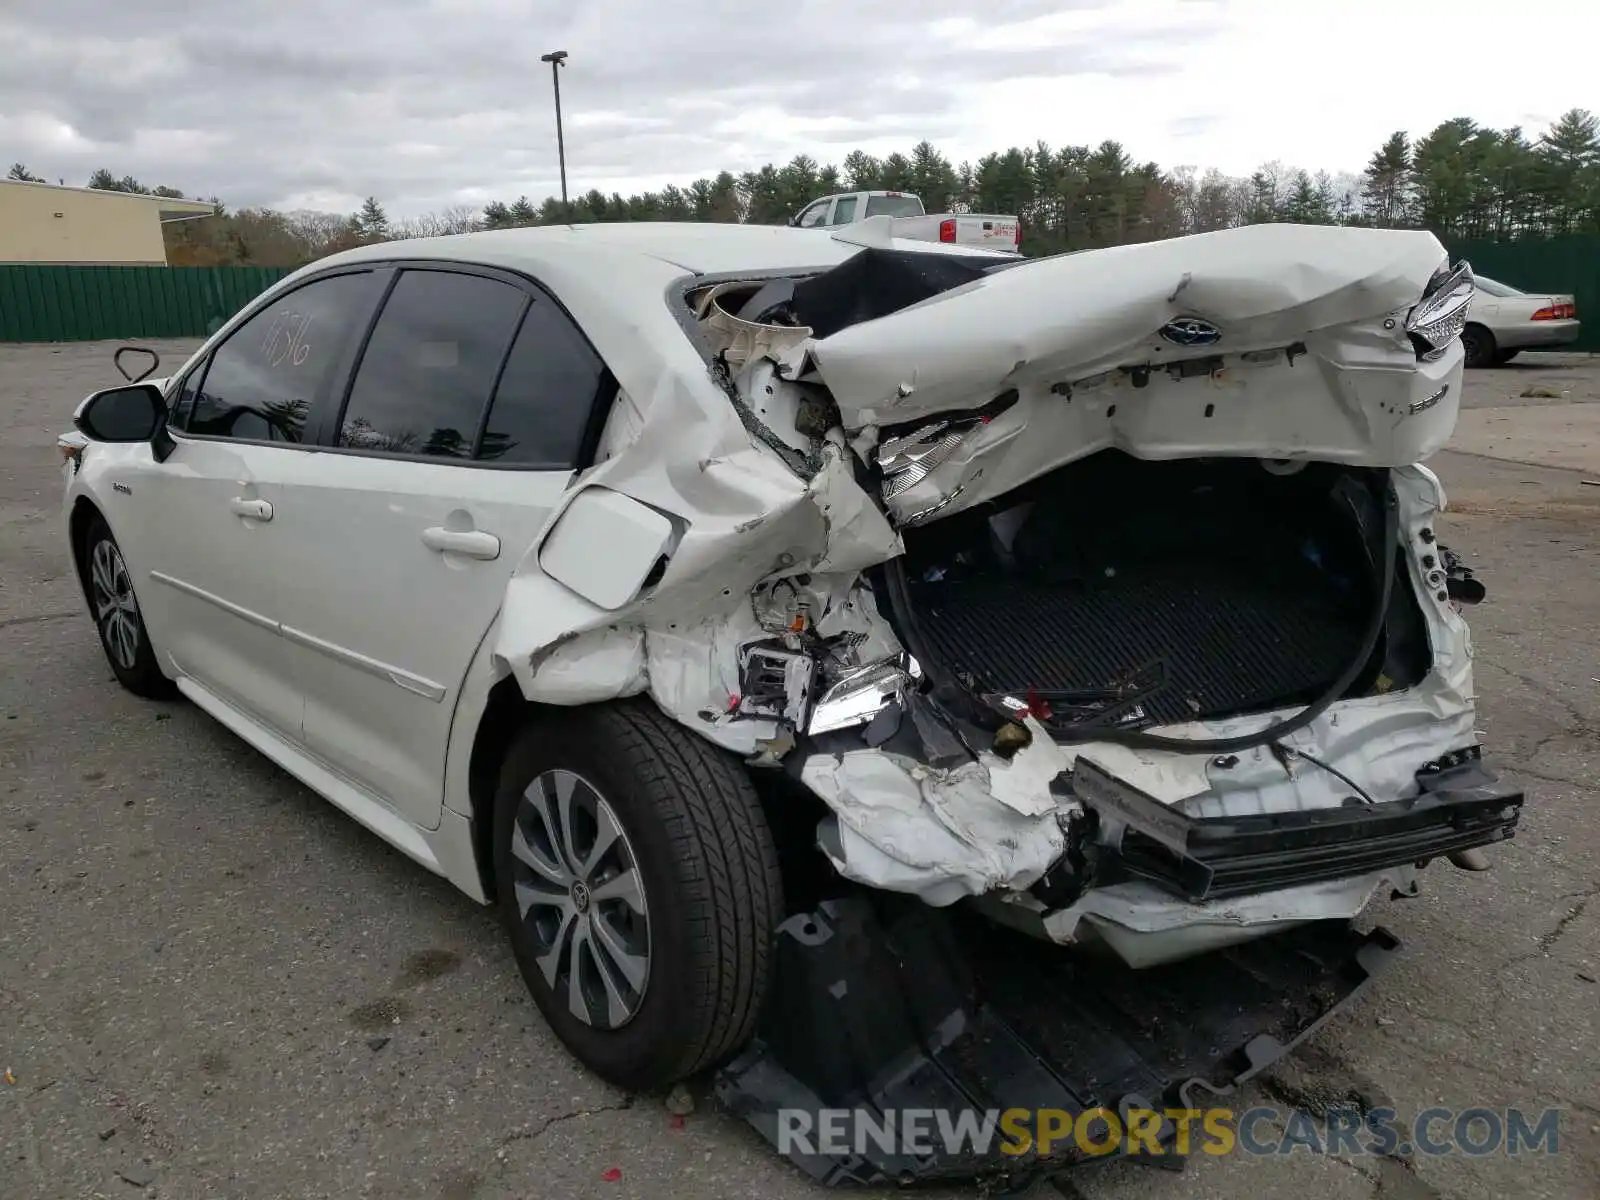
[1406,259,1474,359]
[1014,220,1023,248]
[938,218,956,243]
[1532,302,1576,320]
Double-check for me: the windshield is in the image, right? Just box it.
[864,194,925,218]
[1475,276,1524,298]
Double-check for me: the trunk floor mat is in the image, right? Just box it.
[716,897,1399,1188]
[907,564,1368,727]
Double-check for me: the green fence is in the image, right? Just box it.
[0,265,291,343]
[1444,234,1600,352]
[2,238,1596,349]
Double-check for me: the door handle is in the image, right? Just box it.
[230,497,273,521]
[421,527,500,561]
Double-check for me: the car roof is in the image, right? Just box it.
[237,222,1010,467]
[312,220,1001,283]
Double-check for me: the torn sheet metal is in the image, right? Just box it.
[801,718,1074,907]
[645,604,785,756]
[1037,869,1419,969]
[515,625,648,706]
[489,330,900,706]
[697,282,813,371]
[786,462,1475,922]
[805,224,1462,524]
[641,569,907,757]
[808,223,1451,427]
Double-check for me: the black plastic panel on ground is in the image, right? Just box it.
[715,896,1398,1188]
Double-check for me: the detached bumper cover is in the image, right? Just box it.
[716,897,1398,1187]
[1075,756,1523,902]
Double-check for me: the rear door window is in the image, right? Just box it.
[477,293,609,468]
[337,270,528,458]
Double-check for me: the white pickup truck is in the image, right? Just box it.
[789,190,1022,253]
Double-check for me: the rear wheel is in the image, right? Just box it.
[1461,323,1495,368]
[1492,348,1520,366]
[82,516,174,699]
[493,699,782,1090]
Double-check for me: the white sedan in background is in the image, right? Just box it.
[1463,274,1581,367]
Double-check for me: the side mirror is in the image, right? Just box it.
[73,383,167,443]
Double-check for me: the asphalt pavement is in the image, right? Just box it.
[2,341,1596,1199]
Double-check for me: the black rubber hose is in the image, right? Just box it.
[888,485,1401,757]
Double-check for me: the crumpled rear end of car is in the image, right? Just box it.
[488,222,1520,971]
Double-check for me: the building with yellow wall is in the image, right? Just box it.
[0,180,218,265]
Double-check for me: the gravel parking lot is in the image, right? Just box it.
[3,341,1597,1200]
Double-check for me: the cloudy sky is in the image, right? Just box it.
[2,0,1593,216]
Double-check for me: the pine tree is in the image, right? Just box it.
[1361,133,1411,226]
[1535,108,1600,233]
[353,197,390,241]
[842,151,881,191]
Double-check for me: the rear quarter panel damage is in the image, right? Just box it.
[478,229,1482,940]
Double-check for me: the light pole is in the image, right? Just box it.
[540,50,569,220]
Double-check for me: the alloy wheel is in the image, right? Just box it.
[510,769,652,1029]
[90,538,142,671]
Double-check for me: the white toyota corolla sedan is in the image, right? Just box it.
[60,219,1522,1091]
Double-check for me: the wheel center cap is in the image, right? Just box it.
[571,881,591,913]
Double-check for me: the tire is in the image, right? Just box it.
[492,699,783,1090]
[1461,323,1495,369]
[1492,349,1520,366]
[82,516,175,699]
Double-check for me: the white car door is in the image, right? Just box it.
[132,269,386,739]
[268,265,611,830]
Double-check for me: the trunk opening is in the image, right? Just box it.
[879,450,1433,743]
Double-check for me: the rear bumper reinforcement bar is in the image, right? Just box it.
[1074,756,1523,902]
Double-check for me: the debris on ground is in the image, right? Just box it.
[1520,384,1569,398]
[116,1163,156,1187]
[665,1083,695,1117]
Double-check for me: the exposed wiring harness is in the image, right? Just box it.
[1271,742,1379,807]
